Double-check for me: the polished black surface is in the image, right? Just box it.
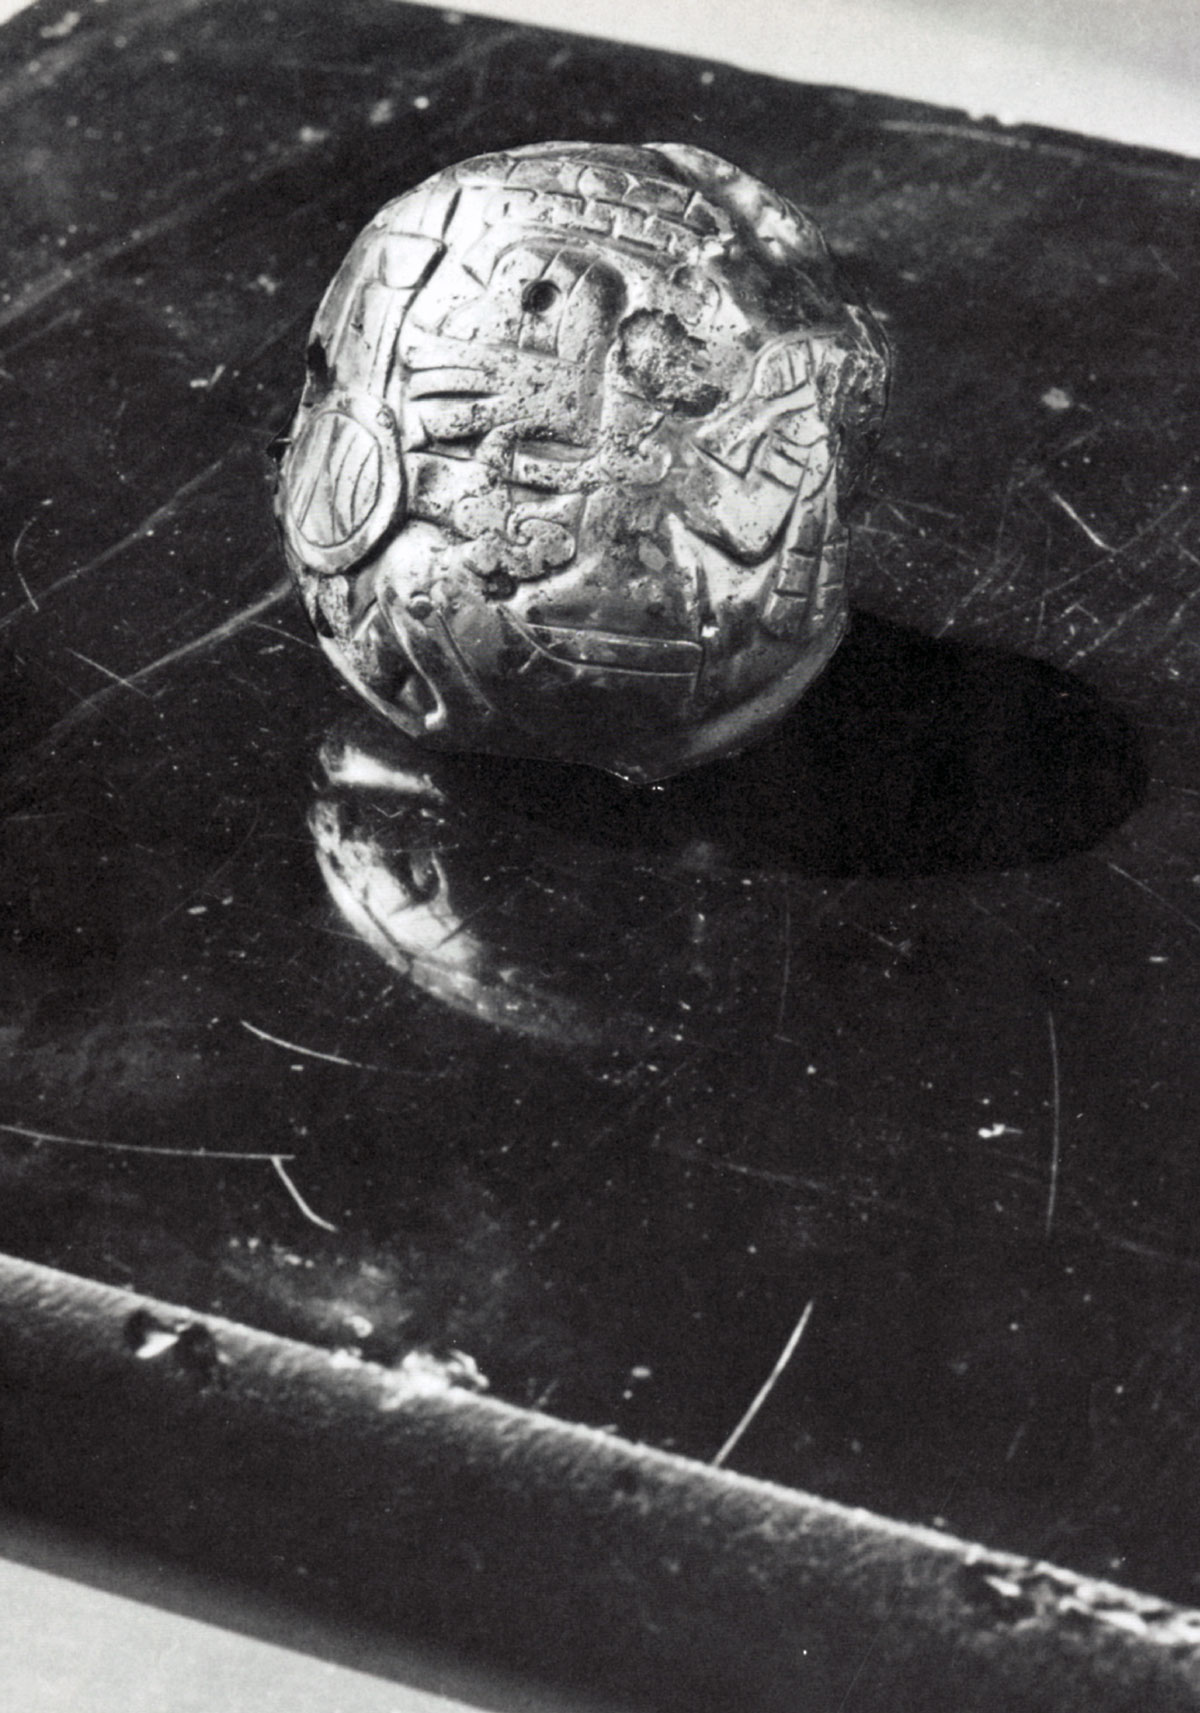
[2,0,1200,1607]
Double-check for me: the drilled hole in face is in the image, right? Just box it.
[481,570,518,601]
[522,280,560,315]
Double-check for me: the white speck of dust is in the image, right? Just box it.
[40,10,81,39]
[1041,386,1073,411]
[413,94,430,110]
[369,97,395,126]
[699,70,714,85]
[387,1347,488,1401]
[134,1327,179,1360]
[298,125,328,146]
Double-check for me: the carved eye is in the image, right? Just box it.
[522,280,560,315]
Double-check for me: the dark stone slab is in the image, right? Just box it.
[2,0,1199,1610]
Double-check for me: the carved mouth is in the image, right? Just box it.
[336,591,444,731]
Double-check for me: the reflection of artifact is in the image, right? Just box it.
[311,742,597,1047]
[310,719,758,1049]
[276,143,888,782]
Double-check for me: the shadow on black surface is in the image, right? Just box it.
[433,609,1148,877]
[310,609,1145,1050]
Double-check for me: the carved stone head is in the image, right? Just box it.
[275,142,887,781]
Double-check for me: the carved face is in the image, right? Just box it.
[276,143,887,781]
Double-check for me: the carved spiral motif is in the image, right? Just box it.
[275,142,888,782]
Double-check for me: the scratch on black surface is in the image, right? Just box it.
[656,1142,819,1195]
[1105,859,1200,939]
[0,1119,337,1234]
[1065,593,1155,667]
[1047,488,1113,553]
[1044,1011,1062,1240]
[248,619,316,649]
[0,1120,291,1163]
[1110,492,1190,560]
[712,1299,815,1469]
[847,920,910,960]
[0,303,81,366]
[0,455,233,626]
[774,888,794,1041]
[1012,560,1099,617]
[0,18,527,346]
[986,491,1192,631]
[238,302,318,370]
[227,21,523,91]
[1148,244,1182,282]
[10,515,40,611]
[937,467,1028,633]
[65,647,152,698]
[955,884,1048,966]
[46,573,290,739]
[0,0,229,117]
[185,810,264,905]
[270,1156,338,1232]
[240,1018,386,1073]
[0,137,345,339]
[885,497,961,524]
[855,522,907,550]
[431,882,527,954]
[1164,577,1200,633]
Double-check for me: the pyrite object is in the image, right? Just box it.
[275,143,888,783]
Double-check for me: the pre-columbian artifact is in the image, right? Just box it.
[275,142,888,782]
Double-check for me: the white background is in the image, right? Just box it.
[3,0,1197,156]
